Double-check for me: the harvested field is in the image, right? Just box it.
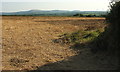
[2,16,118,70]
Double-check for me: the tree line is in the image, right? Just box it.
[73,13,106,17]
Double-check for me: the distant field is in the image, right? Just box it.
[3,16,117,70]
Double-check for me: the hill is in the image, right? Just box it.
[1,10,107,16]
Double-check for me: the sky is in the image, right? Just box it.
[0,0,111,12]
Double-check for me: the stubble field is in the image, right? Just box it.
[2,16,118,70]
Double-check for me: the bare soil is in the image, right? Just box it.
[2,16,118,70]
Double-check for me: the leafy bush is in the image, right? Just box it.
[91,1,120,53]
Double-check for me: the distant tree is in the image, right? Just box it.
[73,14,80,16]
[73,14,84,17]
[79,14,84,17]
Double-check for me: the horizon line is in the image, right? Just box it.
[1,9,108,12]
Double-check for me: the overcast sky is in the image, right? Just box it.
[1,0,111,12]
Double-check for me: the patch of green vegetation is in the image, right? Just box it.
[81,30,100,43]
[54,29,104,45]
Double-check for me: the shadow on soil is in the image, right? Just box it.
[1,44,118,72]
[28,43,118,72]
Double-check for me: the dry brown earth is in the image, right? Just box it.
[2,16,118,70]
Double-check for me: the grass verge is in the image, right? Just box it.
[53,28,104,47]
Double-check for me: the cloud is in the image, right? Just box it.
[1,0,79,2]
[111,0,120,2]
